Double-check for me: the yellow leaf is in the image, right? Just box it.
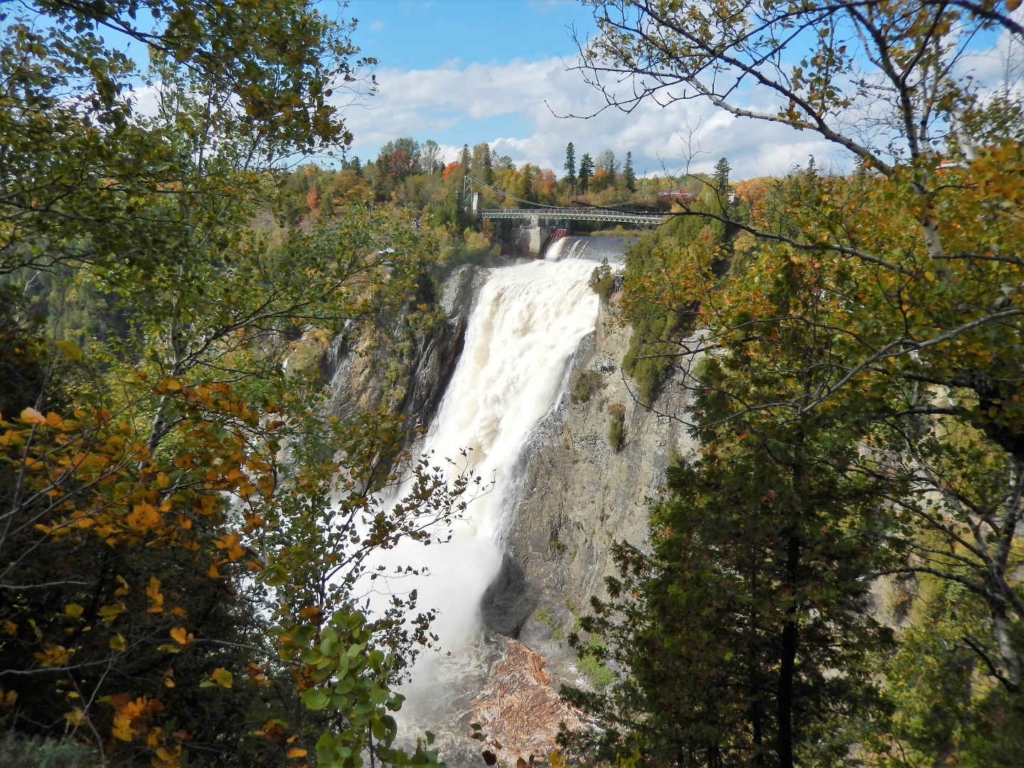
[114,575,130,596]
[170,627,190,646]
[159,378,182,391]
[63,707,85,726]
[109,633,126,651]
[54,339,83,361]
[112,713,133,741]
[1008,0,1021,12]
[64,603,84,619]
[1,620,17,636]
[126,502,161,532]
[34,643,71,667]
[98,602,126,622]
[924,271,935,282]
[210,668,233,688]
[155,745,182,763]
[146,576,164,613]
[286,747,308,758]
[20,407,46,425]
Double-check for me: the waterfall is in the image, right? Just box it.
[545,235,630,264]
[377,257,598,639]
[363,256,599,731]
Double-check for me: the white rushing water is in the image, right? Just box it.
[377,258,600,656]
[545,235,630,264]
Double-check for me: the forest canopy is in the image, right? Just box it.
[558,2,1024,767]
[0,2,468,766]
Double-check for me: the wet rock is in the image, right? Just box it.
[481,556,536,638]
[471,640,584,764]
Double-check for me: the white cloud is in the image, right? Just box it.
[335,57,848,180]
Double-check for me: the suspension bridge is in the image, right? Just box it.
[477,207,667,226]
[462,177,669,227]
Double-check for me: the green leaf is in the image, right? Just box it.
[301,688,329,711]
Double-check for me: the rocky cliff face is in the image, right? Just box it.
[323,264,479,432]
[485,295,699,686]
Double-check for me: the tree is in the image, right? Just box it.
[578,153,594,193]
[1,0,371,282]
[518,163,536,203]
[713,157,731,197]
[596,149,618,185]
[0,3,460,764]
[623,151,636,193]
[419,139,442,174]
[376,137,421,200]
[570,0,1024,762]
[472,142,494,184]
[564,237,899,768]
[459,143,472,175]
[564,142,578,188]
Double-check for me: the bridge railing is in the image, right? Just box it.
[477,207,667,226]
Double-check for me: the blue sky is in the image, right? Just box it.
[328,1,1023,181]
[83,0,1020,180]
[345,0,594,70]
[330,1,836,178]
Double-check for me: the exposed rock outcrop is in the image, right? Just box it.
[324,265,479,432]
[470,640,585,764]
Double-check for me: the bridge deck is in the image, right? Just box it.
[478,207,667,226]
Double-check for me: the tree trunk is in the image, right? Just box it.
[777,532,800,768]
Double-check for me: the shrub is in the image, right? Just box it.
[578,638,614,689]
[588,261,616,301]
[607,403,626,452]
[571,369,602,404]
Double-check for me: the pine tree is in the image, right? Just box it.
[564,142,577,187]
[578,153,594,193]
[459,143,472,175]
[624,151,636,193]
[714,156,731,196]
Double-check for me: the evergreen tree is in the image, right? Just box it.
[459,143,472,175]
[519,163,535,202]
[578,153,594,193]
[623,151,636,193]
[714,156,731,196]
[564,142,577,187]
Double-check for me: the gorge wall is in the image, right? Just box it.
[323,244,696,764]
[489,293,697,681]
